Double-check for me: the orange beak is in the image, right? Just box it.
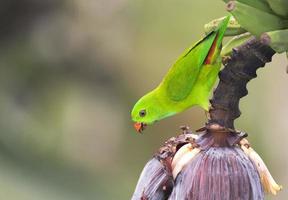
[134,122,147,133]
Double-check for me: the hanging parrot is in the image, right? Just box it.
[131,16,230,133]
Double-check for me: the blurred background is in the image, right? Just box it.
[0,0,287,199]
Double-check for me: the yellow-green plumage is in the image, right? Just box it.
[131,16,230,128]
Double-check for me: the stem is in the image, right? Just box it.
[208,37,275,129]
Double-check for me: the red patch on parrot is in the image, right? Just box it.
[204,34,219,65]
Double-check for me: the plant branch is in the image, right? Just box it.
[208,37,275,129]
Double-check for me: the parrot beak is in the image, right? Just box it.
[134,122,147,133]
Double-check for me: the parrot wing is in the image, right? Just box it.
[163,32,217,101]
[161,16,230,102]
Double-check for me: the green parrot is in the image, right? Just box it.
[131,16,230,133]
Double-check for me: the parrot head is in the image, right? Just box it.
[131,91,171,133]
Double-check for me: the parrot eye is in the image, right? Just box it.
[139,109,146,117]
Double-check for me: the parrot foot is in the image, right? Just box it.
[222,55,231,65]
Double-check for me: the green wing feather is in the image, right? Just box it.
[159,16,230,102]
[161,32,217,101]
